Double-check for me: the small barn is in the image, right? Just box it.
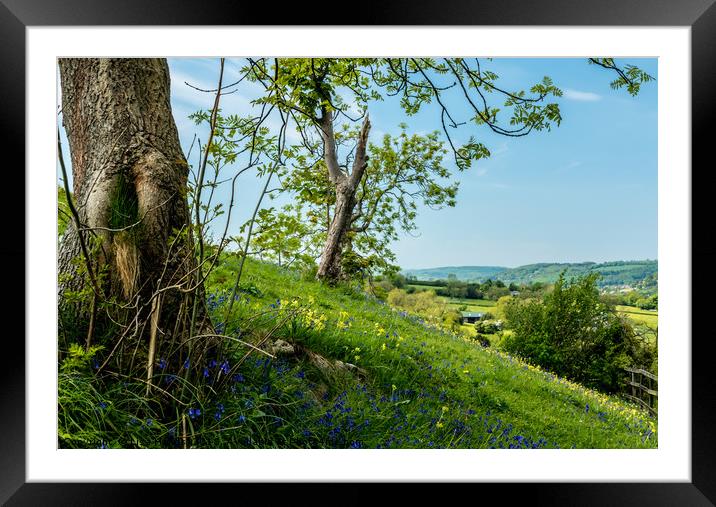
[460,311,484,324]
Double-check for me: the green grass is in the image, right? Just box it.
[617,305,658,327]
[60,256,657,449]
[202,257,657,448]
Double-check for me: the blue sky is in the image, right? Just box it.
[59,58,657,269]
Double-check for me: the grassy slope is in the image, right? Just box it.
[206,257,657,449]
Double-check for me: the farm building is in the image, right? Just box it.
[460,311,485,324]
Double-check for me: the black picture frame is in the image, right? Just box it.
[2,0,714,504]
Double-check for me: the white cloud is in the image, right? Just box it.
[490,141,508,156]
[563,88,602,102]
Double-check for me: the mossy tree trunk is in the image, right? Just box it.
[58,58,213,376]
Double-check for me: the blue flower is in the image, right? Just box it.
[145,419,153,427]
[295,370,305,379]
[157,358,167,370]
[183,358,190,369]
[233,373,245,383]
[208,359,217,369]
[98,401,107,410]
[188,408,201,419]
[585,403,590,413]
[220,360,230,374]
[350,441,362,449]
[203,367,210,378]
[238,415,246,423]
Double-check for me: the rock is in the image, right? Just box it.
[271,339,295,356]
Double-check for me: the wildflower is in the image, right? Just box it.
[98,401,107,410]
[183,358,190,369]
[220,360,230,374]
[350,441,362,449]
[238,415,246,423]
[157,358,167,370]
[436,422,444,428]
[188,408,201,420]
[585,403,590,413]
[203,367,210,378]
[208,359,217,369]
[381,343,387,351]
[295,371,305,379]
[145,419,153,427]
[442,406,449,412]
[233,373,245,383]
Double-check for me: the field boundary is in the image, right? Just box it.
[623,367,658,416]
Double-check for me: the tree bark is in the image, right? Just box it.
[58,58,213,374]
[315,111,371,283]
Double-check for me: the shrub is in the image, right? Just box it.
[501,273,656,393]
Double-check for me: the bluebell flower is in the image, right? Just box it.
[98,401,107,410]
[145,419,153,427]
[183,358,190,369]
[208,359,217,369]
[233,373,245,383]
[238,415,246,423]
[157,358,167,370]
[295,370,305,379]
[350,441,362,449]
[188,408,201,419]
[203,367,210,378]
[220,360,230,374]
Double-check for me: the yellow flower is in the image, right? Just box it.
[442,406,449,412]
[463,370,470,374]
[436,422,444,428]
[381,343,387,351]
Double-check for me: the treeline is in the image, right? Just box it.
[403,274,547,301]
[404,260,658,291]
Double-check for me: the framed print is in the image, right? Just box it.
[3,0,715,504]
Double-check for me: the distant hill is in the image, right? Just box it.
[404,260,657,289]
[402,266,507,282]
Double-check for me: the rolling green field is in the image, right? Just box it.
[616,305,658,327]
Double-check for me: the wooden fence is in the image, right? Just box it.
[623,367,657,416]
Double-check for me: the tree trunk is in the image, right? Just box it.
[58,58,213,376]
[315,112,371,283]
[316,182,356,282]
